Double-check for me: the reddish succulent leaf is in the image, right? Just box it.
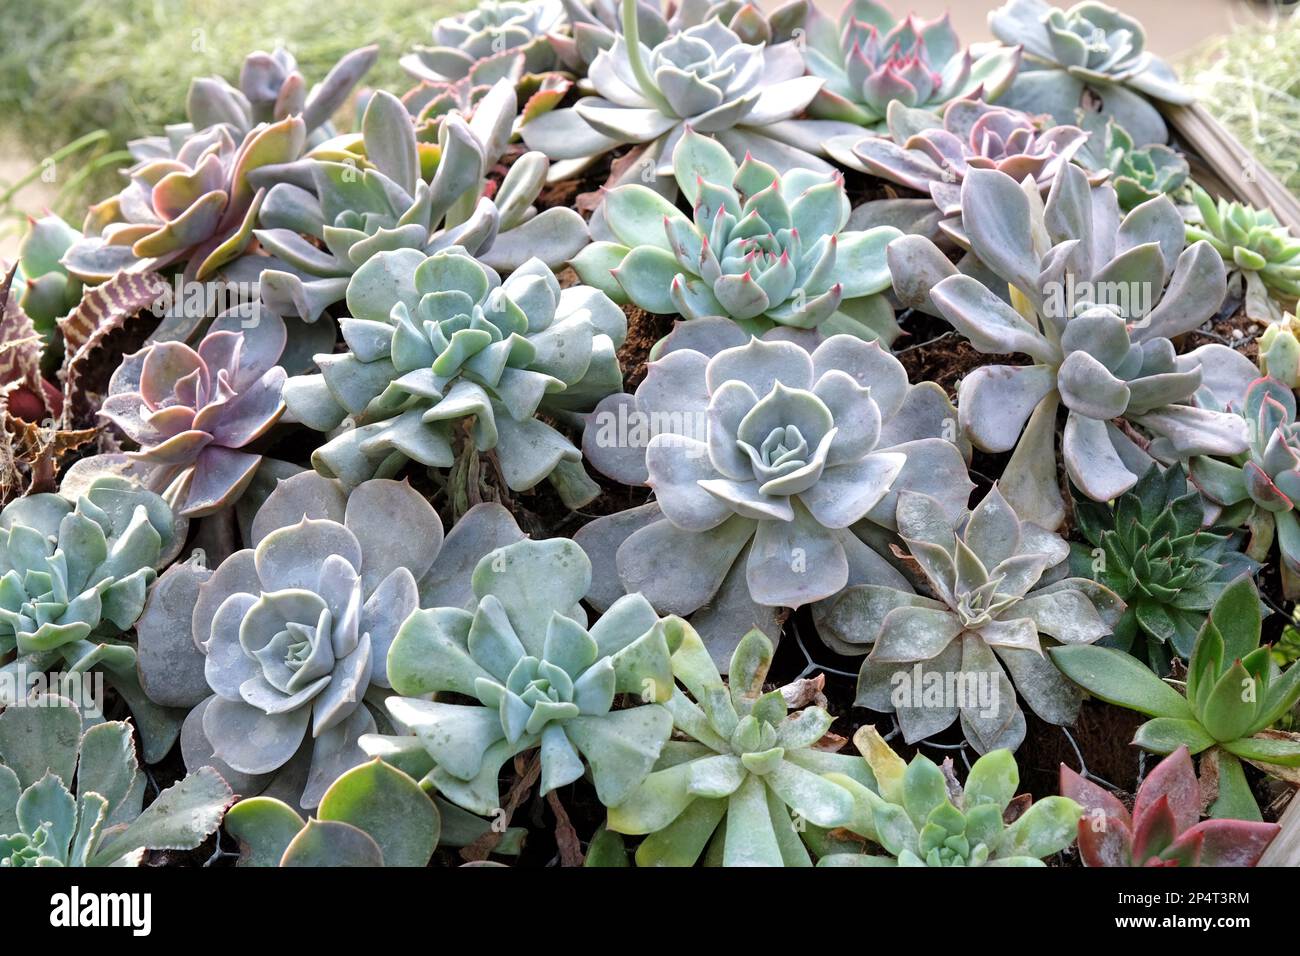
[1133,745,1200,835]
[1075,812,1133,867]
[1131,794,1179,864]
[1157,828,1205,866]
[1182,819,1280,867]
[1059,764,1130,826]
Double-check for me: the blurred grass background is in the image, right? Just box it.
[0,0,470,253]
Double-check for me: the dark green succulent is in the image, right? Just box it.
[1069,464,1258,674]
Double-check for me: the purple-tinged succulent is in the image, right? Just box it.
[793,0,1020,130]
[575,318,971,663]
[1061,746,1279,867]
[135,470,525,809]
[98,312,288,518]
[836,98,1087,240]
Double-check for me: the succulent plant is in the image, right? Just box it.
[61,117,305,283]
[989,0,1193,147]
[1191,378,1300,600]
[820,726,1082,866]
[1259,315,1300,388]
[1,268,63,425]
[572,127,901,341]
[1054,576,1300,820]
[137,470,523,808]
[606,623,873,866]
[365,538,676,815]
[0,476,175,658]
[1077,117,1188,212]
[1186,184,1300,323]
[1069,464,1259,674]
[835,98,1086,240]
[1060,746,1279,866]
[179,45,379,145]
[576,321,971,662]
[819,485,1122,752]
[889,164,1240,528]
[95,311,287,518]
[14,214,82,360]
[254,82,589,324]
[793,0,1020,130]
[0,696,231,867]
[223,758,441,866]
[400,0,566,87]
[280,247,624,507]
[520,0,854,184]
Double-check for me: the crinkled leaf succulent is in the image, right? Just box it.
[577,321,971,662]
[0,477,175,657]
[837,98,1086,240]
[794,0,1020,129]
[255,81,589,324]
[574,127,901,340]
[1061,746,1279,866]
[1069,464,1258,673]
[989,0,1193,146]
[606,624,873,866]
[1077,117,1188,211]
[366,538,676,816]
[154,471,522,808]
[1192,377,1300,600]
[400,0,566,87]
[889,163,1239,527]
[97,311,287,518]
[1187,183,1300,323]
[223,758,441,866]
[1054,576,1300,819]
[520,0,853,183]
[280,247,623,506]
[0,696,231,867]
[821,485,1122,752]
[820,726,1081,866]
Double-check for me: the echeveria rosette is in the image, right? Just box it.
[989,0,1193,147]
[820,485,1123,752]
[1186,184,1300,324]
[797,0,1021,130]
[1068,464,1259,675]
[158,471,524,809]
[820,726,1081,866]
[1054,576,1300,821]
[98,311,287,518]
[1192,378,1300,601]
[0,476,176,660]
[1076,117,1188,212]
[280,247,624,507]
[836,98,1087,241]
[889,163,1240,529]
[255,83,590,325]
[606,623,874,867]
[520,0,857,184]
[366,538,675,816]
[576,323,972,663]
[574,127,902,342]
[400,0,566,87]
[62,117,306,284]
[1060,746,1279,867]
[0,696,233,867]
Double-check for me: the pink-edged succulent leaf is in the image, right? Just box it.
[1173,818,1280,867]
[1132,745,1201,835]
[1130,794,1179,865]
